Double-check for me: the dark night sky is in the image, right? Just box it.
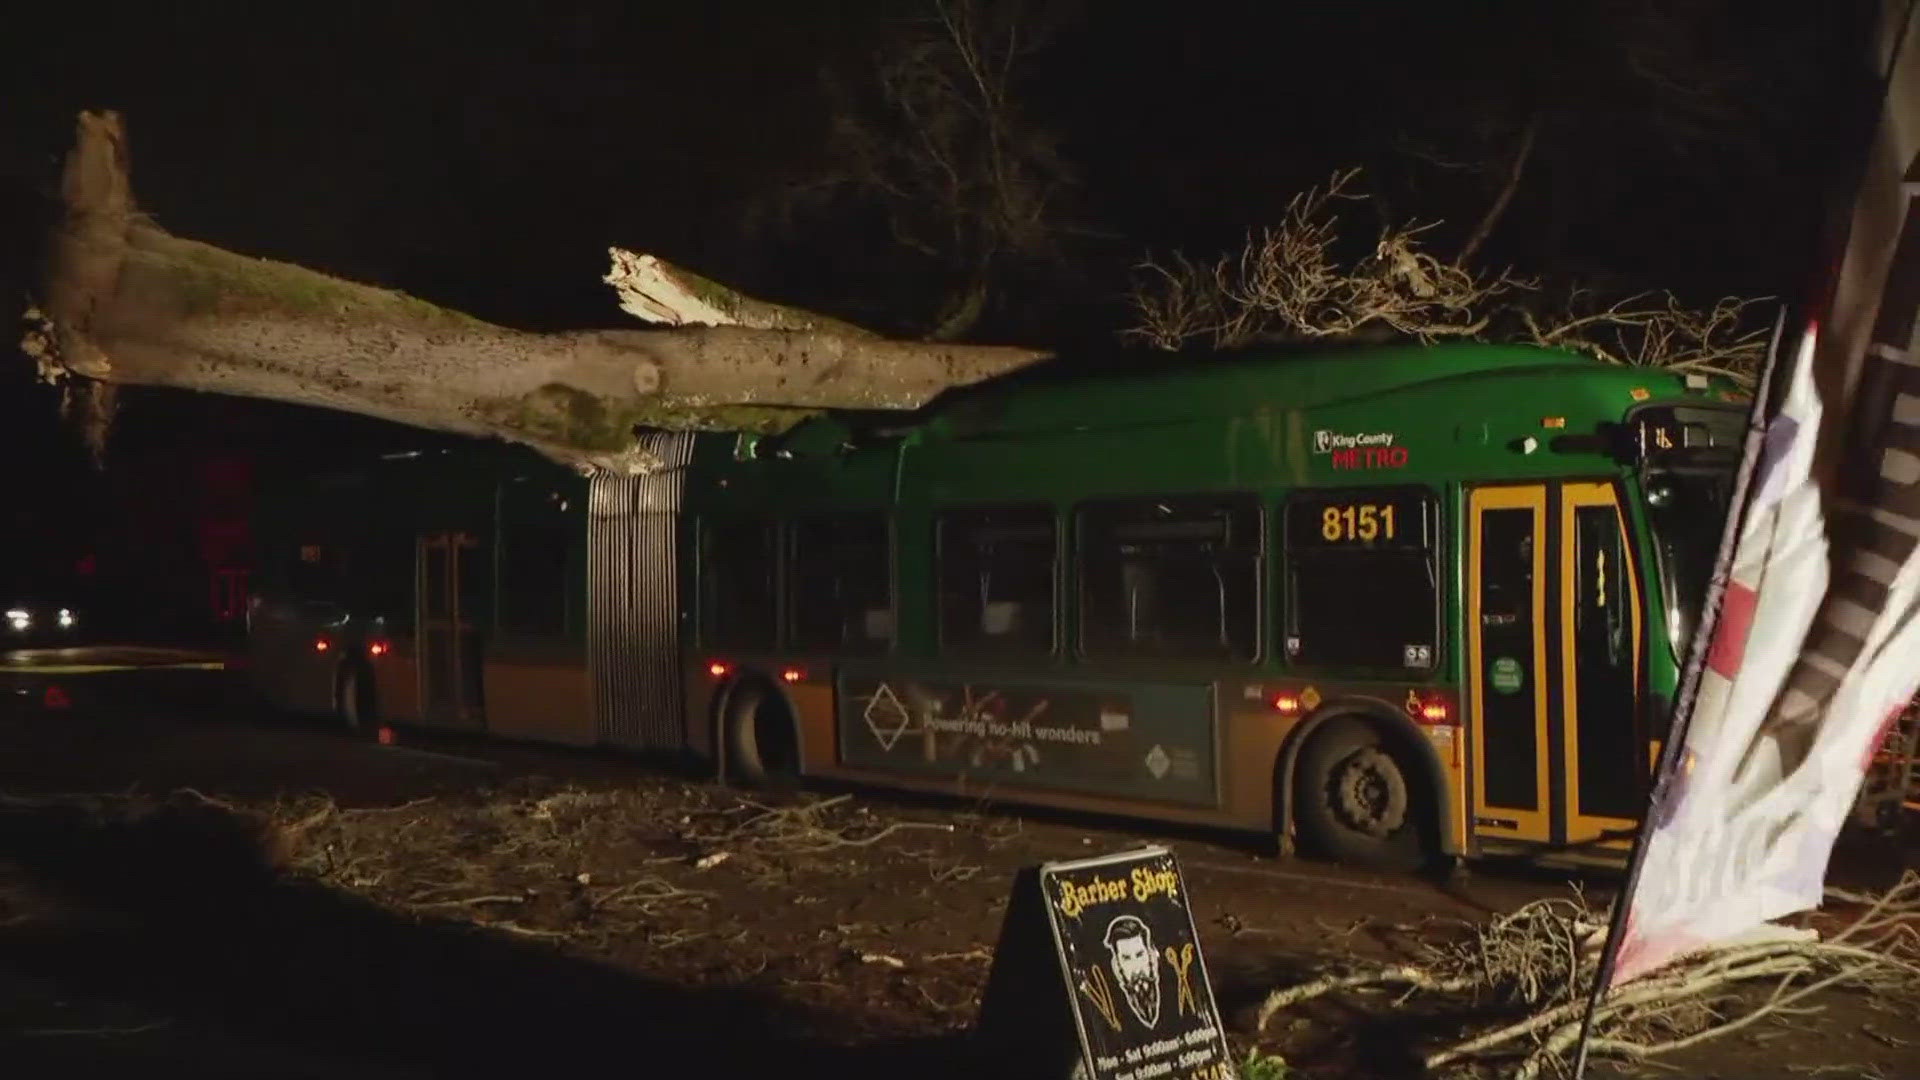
[0,0,1879,513]
[9,3,1873,314]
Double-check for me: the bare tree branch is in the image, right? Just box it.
[753,0,1077,341]
[1456,107,1542,265]
[1127,169,1530,350]
[1522,290,1773,382]
[1128,166,1770,387]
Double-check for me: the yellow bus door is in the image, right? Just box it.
[1467,485,1552,842]
[1558,482,1645,849]
[1468,482,1649,852]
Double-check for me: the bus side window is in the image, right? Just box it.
[699,517,778,651]
[497,478,576,640]
[1575,508,1631,668]
[1077,495,1261,661]
[1283,488,1440,671]
[373,530,415,636]
[937,505,1056,655]
[788,513,893,653]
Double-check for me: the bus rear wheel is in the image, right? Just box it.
[1294,716,1432,873]
[724,679,799,787]
[336,664,377,735]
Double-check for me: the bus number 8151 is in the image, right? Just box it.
[1321,503,1397,543]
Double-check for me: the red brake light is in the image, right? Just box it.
[781,667,804,683]
[368,640,390,657]
[314,638,331,653]
[1271,693,1301,715]
[707,661,732,679]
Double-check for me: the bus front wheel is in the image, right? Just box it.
[1293,716,1433,873]
[723,679,799,787]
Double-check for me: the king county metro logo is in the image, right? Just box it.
[1312,430,1396,454]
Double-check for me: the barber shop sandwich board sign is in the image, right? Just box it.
[974,847,1233,1080]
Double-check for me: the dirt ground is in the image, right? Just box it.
[1,669,1917,1079]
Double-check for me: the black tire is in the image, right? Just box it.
[336,663,378,735]
[723,679,799,786]
[1293,715,1434,873]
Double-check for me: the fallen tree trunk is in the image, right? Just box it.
[25,111,1047,473]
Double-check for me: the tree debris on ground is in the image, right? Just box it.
[266,784,960,943]
[3,771,1915,1075]
[1255,877,1920,1078]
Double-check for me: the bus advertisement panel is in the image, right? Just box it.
[836,668,1219,807]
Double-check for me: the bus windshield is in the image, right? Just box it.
[1642,467,1735,660]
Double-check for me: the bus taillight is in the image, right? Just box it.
[314,637,331,653]
[707,660,732,679]
[1408,691,1455,724]
[781,667,804,684]
[368,640,390,658]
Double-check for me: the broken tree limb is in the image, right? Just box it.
[26,111,1047,473]
[603,248,878,338]
[1253,965,1475,1029]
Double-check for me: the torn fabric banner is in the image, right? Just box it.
[1610,0,1920,987]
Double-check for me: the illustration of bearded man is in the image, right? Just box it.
[1103,915,1161,1027]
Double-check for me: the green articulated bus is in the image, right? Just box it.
[248,341,1746,869]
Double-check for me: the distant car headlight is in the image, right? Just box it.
[5,608,29,632]
[57,609,76,630]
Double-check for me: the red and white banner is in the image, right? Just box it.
[1612,1,1920,986]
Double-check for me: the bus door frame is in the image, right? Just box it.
[417,530,485,727]
[1465,480,1648,853]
